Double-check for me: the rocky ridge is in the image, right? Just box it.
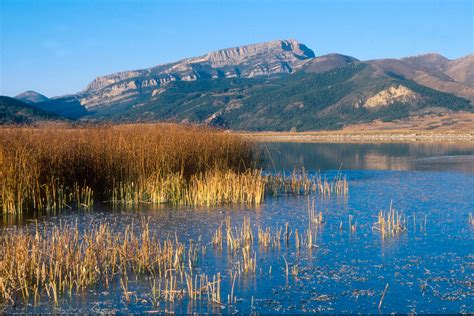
[79,39,315,109]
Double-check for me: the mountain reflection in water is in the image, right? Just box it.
[261,142,474,172]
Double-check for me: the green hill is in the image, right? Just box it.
[0,96,65,124]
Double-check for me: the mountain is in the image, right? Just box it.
[368,53,474,103]
[11,39,474,130]
[443,54,474,86]
[0,96,64,124]
[114,62,471,130]
[30,95,89,119]
[75,39,314,111]
[13,90,86,120]
[15,90,49,104]
[303,54,359,73]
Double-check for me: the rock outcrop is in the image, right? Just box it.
[364,85,418,108]
[79,39,315,109]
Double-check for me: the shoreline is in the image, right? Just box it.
[238,131,474,143]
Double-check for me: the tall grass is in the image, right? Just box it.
[265,167,349,197]
[0,124,257,214]
[372,204,407,239]
[0,219,222,306]
[0,124,350,215]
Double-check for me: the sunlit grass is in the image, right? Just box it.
[372,204,407,239]
[0,124,257,214]
[265,167,348,197]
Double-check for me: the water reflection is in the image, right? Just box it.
[261,142,474,172]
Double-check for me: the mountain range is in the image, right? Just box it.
[3,39,474,130]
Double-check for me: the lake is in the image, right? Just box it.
[2,142,474,313]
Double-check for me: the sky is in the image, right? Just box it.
[0,0,473,97]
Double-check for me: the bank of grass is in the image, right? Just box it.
[0,124,260,214]
[0,124,349,215]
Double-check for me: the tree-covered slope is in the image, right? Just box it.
[0,96,65,124]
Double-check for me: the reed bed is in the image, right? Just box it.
[0,124,258,214]
[0,218,227,306]
[113,169,265,206]
[1,125,349,215]
[1,125,352,215]
[265,168,348,197]
[0,219,182,305]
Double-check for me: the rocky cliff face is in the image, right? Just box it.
[363,85,418,108]
[80,39,315,109]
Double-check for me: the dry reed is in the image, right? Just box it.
[265,168,348,197]
[0,124,258,214]
[0,219,185,304]
[372,204,407,239]
[0,217,227,306]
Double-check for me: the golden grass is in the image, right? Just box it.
[0,218,226,306]
[0,124,351,215]
[0,219,180,304]
[0,124,258,214]
[265,168,348,197]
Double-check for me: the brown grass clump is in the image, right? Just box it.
[0,124,258,214]
[372,204,407,239]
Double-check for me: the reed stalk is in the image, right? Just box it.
[0,124,257,214]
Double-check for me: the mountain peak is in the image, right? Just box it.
[188,39,315,68]
[82,39,316,107]
[303,53,358,73]
[14,90,49,104]
[401,52,450,66]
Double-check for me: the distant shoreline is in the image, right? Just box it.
[238,131,474,143]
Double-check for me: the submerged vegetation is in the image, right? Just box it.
[372,204,407,239]
[0,219,223,306]
[0,199,322,306]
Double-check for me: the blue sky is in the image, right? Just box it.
[1,0,472,97]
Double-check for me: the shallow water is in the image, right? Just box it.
[2,142,474,313]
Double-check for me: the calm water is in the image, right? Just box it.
[2,142,474,313]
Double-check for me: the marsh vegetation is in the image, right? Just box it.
[0,125,349,215]
[0,124,258,214]
[0,128,472,313]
